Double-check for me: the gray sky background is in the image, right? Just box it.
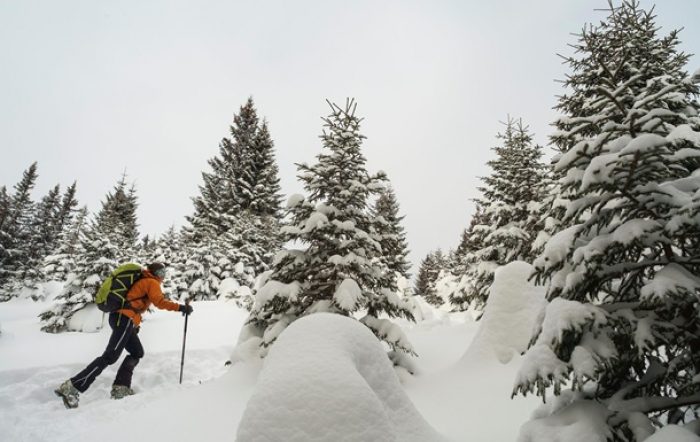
[2,0,700,276]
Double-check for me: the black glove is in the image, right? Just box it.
[179,304,193,315]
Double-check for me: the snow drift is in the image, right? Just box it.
[235,313,444,442]
[461,261,546,365]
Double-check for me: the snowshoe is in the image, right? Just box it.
[110,385,135,399]
[54,379,80,409]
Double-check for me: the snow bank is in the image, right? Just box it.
[517,398,612,442]
[461,261,546,365]
[645,425,700,442]
[235,313,444,442]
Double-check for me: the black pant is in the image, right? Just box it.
[71,313,144,393]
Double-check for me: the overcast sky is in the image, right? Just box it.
[2,0,700,276]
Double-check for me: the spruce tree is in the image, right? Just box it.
[248,99,416,355]
[371,184,411,283]
[444,208,487,311]
[462,118,547,312]
[93,173,140,254]
[185,97,283,299]
[56,182,79,235]
[0,186,8,230]
[0,163,38,301]
[31,185,62,260]
[514,2,700,439]
[43,206,89,284]
[414,249,446,307]
[230,97,262,212]
[40,219,119,333]
[21,184,62,299]
[248,119,284,218]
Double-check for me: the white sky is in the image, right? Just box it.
[2,0,700,274]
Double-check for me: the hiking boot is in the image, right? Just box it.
[110,385,135,400]
[54,379,80,409]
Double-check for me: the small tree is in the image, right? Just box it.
[443,208,487,311]
[43,206,89,284]
[371,184,411,284]
[40,221,120,333]
[93,173,140,255]
[414,249,446,308]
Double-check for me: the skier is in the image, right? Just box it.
[54,262,194,408]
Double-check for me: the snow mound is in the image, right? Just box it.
[235,313,444,442]
[518,399,612,442]
[645,425,700,442]
[461,261,546,364]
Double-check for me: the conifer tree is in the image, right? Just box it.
[444,208,487,311]
[43,206,89,284]
[461,118,547,312]
[30,185,62,261]
[514,2,700,439]
[371,184,411,283]
[40,219,119,333]
[56,182,78,235]
[0,186,8,229]
[189,97,282,234]
[249,120,284,218]
[19,184,63,298]
[185,97,283,299]
[414,249,446,307]
[0,163,38,301]
[248,99,416,355]
[230,97,262,213]
[40,176,138,331]
[93,173,140,254]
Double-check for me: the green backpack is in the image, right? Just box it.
[95,263,143,312]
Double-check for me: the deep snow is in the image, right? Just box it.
[7,262,676,442]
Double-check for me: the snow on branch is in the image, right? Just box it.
[360,315,416,356]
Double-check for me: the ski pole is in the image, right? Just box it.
[179,297,191,384]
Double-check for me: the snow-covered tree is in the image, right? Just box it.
[371,184,411,284]
[0,163,38,301]
[414,249,447,308]
[458,118,547,312]
[43,206,89,285]
[18,184,64,299]
[248,99,416,355]
[248,119,284,219]
[56,182,79,236]
[93,173,140,254]
[40,221,120,333]
[515,2,700,440]
[443,209,487,311]
[40,175,140,332]
[184,98,283,299]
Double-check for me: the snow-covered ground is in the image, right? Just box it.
[1,267,550,442]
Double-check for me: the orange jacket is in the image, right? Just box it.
[117,269,180,327]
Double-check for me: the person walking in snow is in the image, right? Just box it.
[54,262,194,409]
